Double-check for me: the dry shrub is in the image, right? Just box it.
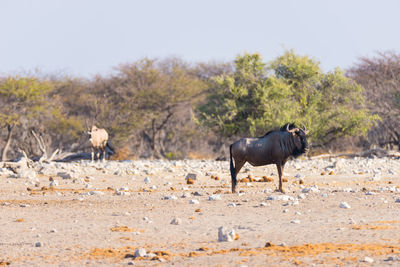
[187,151,214,160]
[110,145,132,161]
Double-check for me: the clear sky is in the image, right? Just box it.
[1,0,400,77]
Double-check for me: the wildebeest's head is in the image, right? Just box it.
[281,123,309,157]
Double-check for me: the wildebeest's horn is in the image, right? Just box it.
[301,124,309,134]
[286,124,299,133]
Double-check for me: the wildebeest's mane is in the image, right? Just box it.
[259,123,296,138]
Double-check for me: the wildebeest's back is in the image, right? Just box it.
[231,131,287,166]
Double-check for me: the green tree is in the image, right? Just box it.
[197,51,378,147]
[0,76,53,160]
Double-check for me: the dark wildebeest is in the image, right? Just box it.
[229,123,309,193]
[87,125,115,162]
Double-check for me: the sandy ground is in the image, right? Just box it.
[1,157,400,266]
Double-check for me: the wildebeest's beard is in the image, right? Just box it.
[292,131,308,157]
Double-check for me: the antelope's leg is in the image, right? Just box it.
[102,148,106,162]
[91,147,95,163]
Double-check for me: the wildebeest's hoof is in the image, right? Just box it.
[274,188,285,194]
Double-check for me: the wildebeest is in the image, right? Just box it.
[229,123,309,193]
[88,125,114,162]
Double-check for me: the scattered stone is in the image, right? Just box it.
[134,248,147,258]
[267,195,295,201]
[143,217,152,223]
[164,195,177,200]
[227,203,236,207]
[349,218,356,224]
[365,191,376,195]
[181,192,190,198]
[57,172,72,179]
[298,193,306,199]
[290,219,300,224]
[186,178,195,185]
[185,173,197,180]
[339,202,351,209]
[89,191,104,195]
[395,198,400,203]
[218,226,236,242]
[170,218,182,225]
[144,177,150,184]
[209,194,221,201]
[362,257,374,263]
[189,199,199,204]
[302,185,319,193]
[260,202,269,207]
[34,241,42,247]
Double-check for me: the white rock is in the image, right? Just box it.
[362,257,374,263]
[227,203,236,207]
[163,195,177,200]
[144,177,150,184]
[189,199,199,204]
[218,226,236,242]
[290,219,300,224]
[260,202,269,207]
[170,218,182,225]
[209,194,222,201]
[365,191,376,195]
[143,217,152,223]
[267,195,295,201]
[302,185,319,193]
[49,180,59,187]
[339,202,351,209]
[120,187,129,191]
[134,248,147,257]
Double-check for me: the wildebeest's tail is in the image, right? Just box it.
[106,141,115,155]
[230,144,237,193]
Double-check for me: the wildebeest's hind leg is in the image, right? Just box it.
[230,144,246,193]
[276,163,285,193]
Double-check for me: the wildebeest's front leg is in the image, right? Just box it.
[276,163,285,193]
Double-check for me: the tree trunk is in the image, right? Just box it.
[2,124,15,162]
